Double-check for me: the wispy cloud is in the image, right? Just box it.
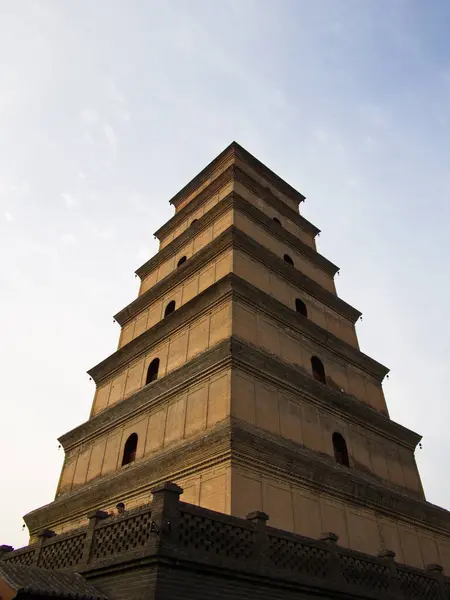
[103,123,118,152]
[80,107,99,125]
[5,211,13,222]
[0,180,29,196]
[85,221,116,241]
[60,233,77,245]
[136,245,151,264]
[61,192,79,209]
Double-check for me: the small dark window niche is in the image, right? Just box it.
[332,432,350,467]
[164,300,176,317]
[295,298,308,317]
[311,356,326,384]
[146,358,160,384]
[122,433,138,466]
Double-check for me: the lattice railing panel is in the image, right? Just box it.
[267,535,330,579]
[178,511,255,560]
[90,511,153,560]
[444,580,450,599]
[39,534,85,569]
[397,567,441,600]
[444,581,450,600]
[340,553,390,591]
[3,550,35,566]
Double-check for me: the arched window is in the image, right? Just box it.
[177,256,187,267]
[164,300,176,317]
[295,298,308,317]
[146,358,159,384]
[122,433,138,466]
[333,432,349,467]
[190,219,198,226]
[284,254,294,266]
[311,356,326,384]
[273,217,282,226]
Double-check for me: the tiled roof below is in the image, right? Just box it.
[0,561,107,599]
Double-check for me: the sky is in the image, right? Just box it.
[1,0,450,549]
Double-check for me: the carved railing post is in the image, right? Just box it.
[246,511,269,569]
[319,532,343,584]
[378,549,399,594]
[33,529,56,566]
[0,545,14,558]
[150,482,183,554]
[426,563,445,599]
[81,510,109,565]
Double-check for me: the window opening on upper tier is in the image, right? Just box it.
[284,253,294,266]
[164,300,176,317]
[122,433,138,466]
[177,256,187,267]
[295,298,308,317]
[333,432,350,467]
[146,358,160,384]
[311,355,326,384]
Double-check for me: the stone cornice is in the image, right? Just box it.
[232,142,306,206]
[234,193,337,275]
[92,266,362,393]
[120,197,336,327]
[77,327,410,457]
[138,191,325,283]
[232,227,361,323]
[115,227,234,326]
[232,275,387,381]
[155,163,319,242]
[229,337,417,450]
[234,163,318,235]
[25,419,448,538]
[168,141,305,212]
[133,224,358,327]
[136,192,234,280]
[88,275,234,384]
[230,420,449,534]
[61,339,232,451]
[25,420,234,535]
[168,142,236,211]
[154,164,235,241]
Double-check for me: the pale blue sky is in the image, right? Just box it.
[1,1,450,548]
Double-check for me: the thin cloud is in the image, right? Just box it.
[80,107,99,124]
[61,192,79,209]
[104,75,126,105]
[85,221,116,241]
[137,245,151,264]
[103,123,118,152]
[5,211,13,222]
[60,233,77,245]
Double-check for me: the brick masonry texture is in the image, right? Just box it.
[4,142,450,599]
[2,483,449,599]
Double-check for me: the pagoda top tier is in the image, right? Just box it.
[168,141,306,214]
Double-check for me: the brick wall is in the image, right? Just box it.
[2,482,449,600]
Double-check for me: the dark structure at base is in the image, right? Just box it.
[2,483,449,600]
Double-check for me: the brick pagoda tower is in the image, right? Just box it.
[23,142,449,571]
